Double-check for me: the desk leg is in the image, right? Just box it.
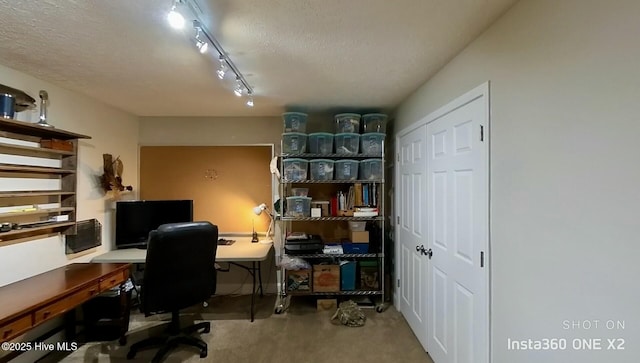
[228,261,262,323]
[118,288,132,345]
[250,261,256,322]
[257,261,264,297]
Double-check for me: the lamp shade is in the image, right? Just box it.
[253,203,267,216]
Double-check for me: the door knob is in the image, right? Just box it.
[426,248,433,259]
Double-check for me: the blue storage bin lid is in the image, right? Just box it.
[361,132,386,139]
[282,112,308,120]
[283,158,309,163]
[309,132,334,137]
[362,113,388,121]
[286,196,312,202]
[334,113,361,120]
[282,132,307,137]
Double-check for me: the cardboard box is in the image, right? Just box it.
[286,269,311,292]
[316,298,337,311]
[350,230,369,243]
[311,200,330,216]
[360,261,379,290]
[312,264,340,292]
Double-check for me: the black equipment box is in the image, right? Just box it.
[285,234,323,255]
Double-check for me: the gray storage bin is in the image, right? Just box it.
[359,159,382,180]
[308,132,334,154]
[282,158,309,181]
[286,196,312,217]
[360,133,385,154]
[335,113,361,133]
[334,133,360,155]
[282,112,308,133]
[282,132,307,154]
[309,159,335,180]
[334,159,359,180]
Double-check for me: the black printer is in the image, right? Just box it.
[285,233,323,255]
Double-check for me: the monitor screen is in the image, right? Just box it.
[115,200,194,249]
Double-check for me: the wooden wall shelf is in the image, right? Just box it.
[0,142,76,156]
[0,119,90,140]
[0,222,76,240]
[0,119,91,244]
[0,165,76,174]
[0,191,75,198]
[0,207,75,218]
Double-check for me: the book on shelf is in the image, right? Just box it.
[353,207,379,217]
[349,182,380,209]
[354,182,363,206]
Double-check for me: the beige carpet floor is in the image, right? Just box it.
[43,294,433,363]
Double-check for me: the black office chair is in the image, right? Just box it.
[127,221,218,362]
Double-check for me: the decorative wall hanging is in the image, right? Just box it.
[204,168,218,181]
[100,154,133,200]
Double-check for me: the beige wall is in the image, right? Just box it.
[138,114,353,152]
[0,64,140,287]
[395,0,640,362]
[139,116,282,149]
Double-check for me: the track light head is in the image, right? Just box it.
[233,78,244,97]
[167,5,185,29]
[216,57,226,79]
[192,26,208,53]
[246,97,254,107]
[195,39,208,53]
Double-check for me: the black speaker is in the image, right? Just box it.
[66,219,101,254]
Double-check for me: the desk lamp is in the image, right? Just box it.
[253,203,274,243]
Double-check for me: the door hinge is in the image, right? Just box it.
[480,251,485,268]
[397,279,400,288]
[480,125,484,142]
[397,153,400,162]
[397,216,400,224]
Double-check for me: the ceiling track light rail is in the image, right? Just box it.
[168,0,254,106]
[192,20,254,96]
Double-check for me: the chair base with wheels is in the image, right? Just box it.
[127,311,210,362]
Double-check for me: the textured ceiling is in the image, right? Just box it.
[0,0,517,117]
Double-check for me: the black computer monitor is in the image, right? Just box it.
[115,200,193,249]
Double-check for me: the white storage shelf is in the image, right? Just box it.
[282,179,383,184]
[276,128,387,313]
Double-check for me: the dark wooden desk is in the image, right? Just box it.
[0,263,130,344]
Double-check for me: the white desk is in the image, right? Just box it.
[92,237,273,322]
[92,238,273,263]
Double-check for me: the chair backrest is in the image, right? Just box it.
[142,221,218,314]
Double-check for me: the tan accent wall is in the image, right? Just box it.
[139,146,272,233]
